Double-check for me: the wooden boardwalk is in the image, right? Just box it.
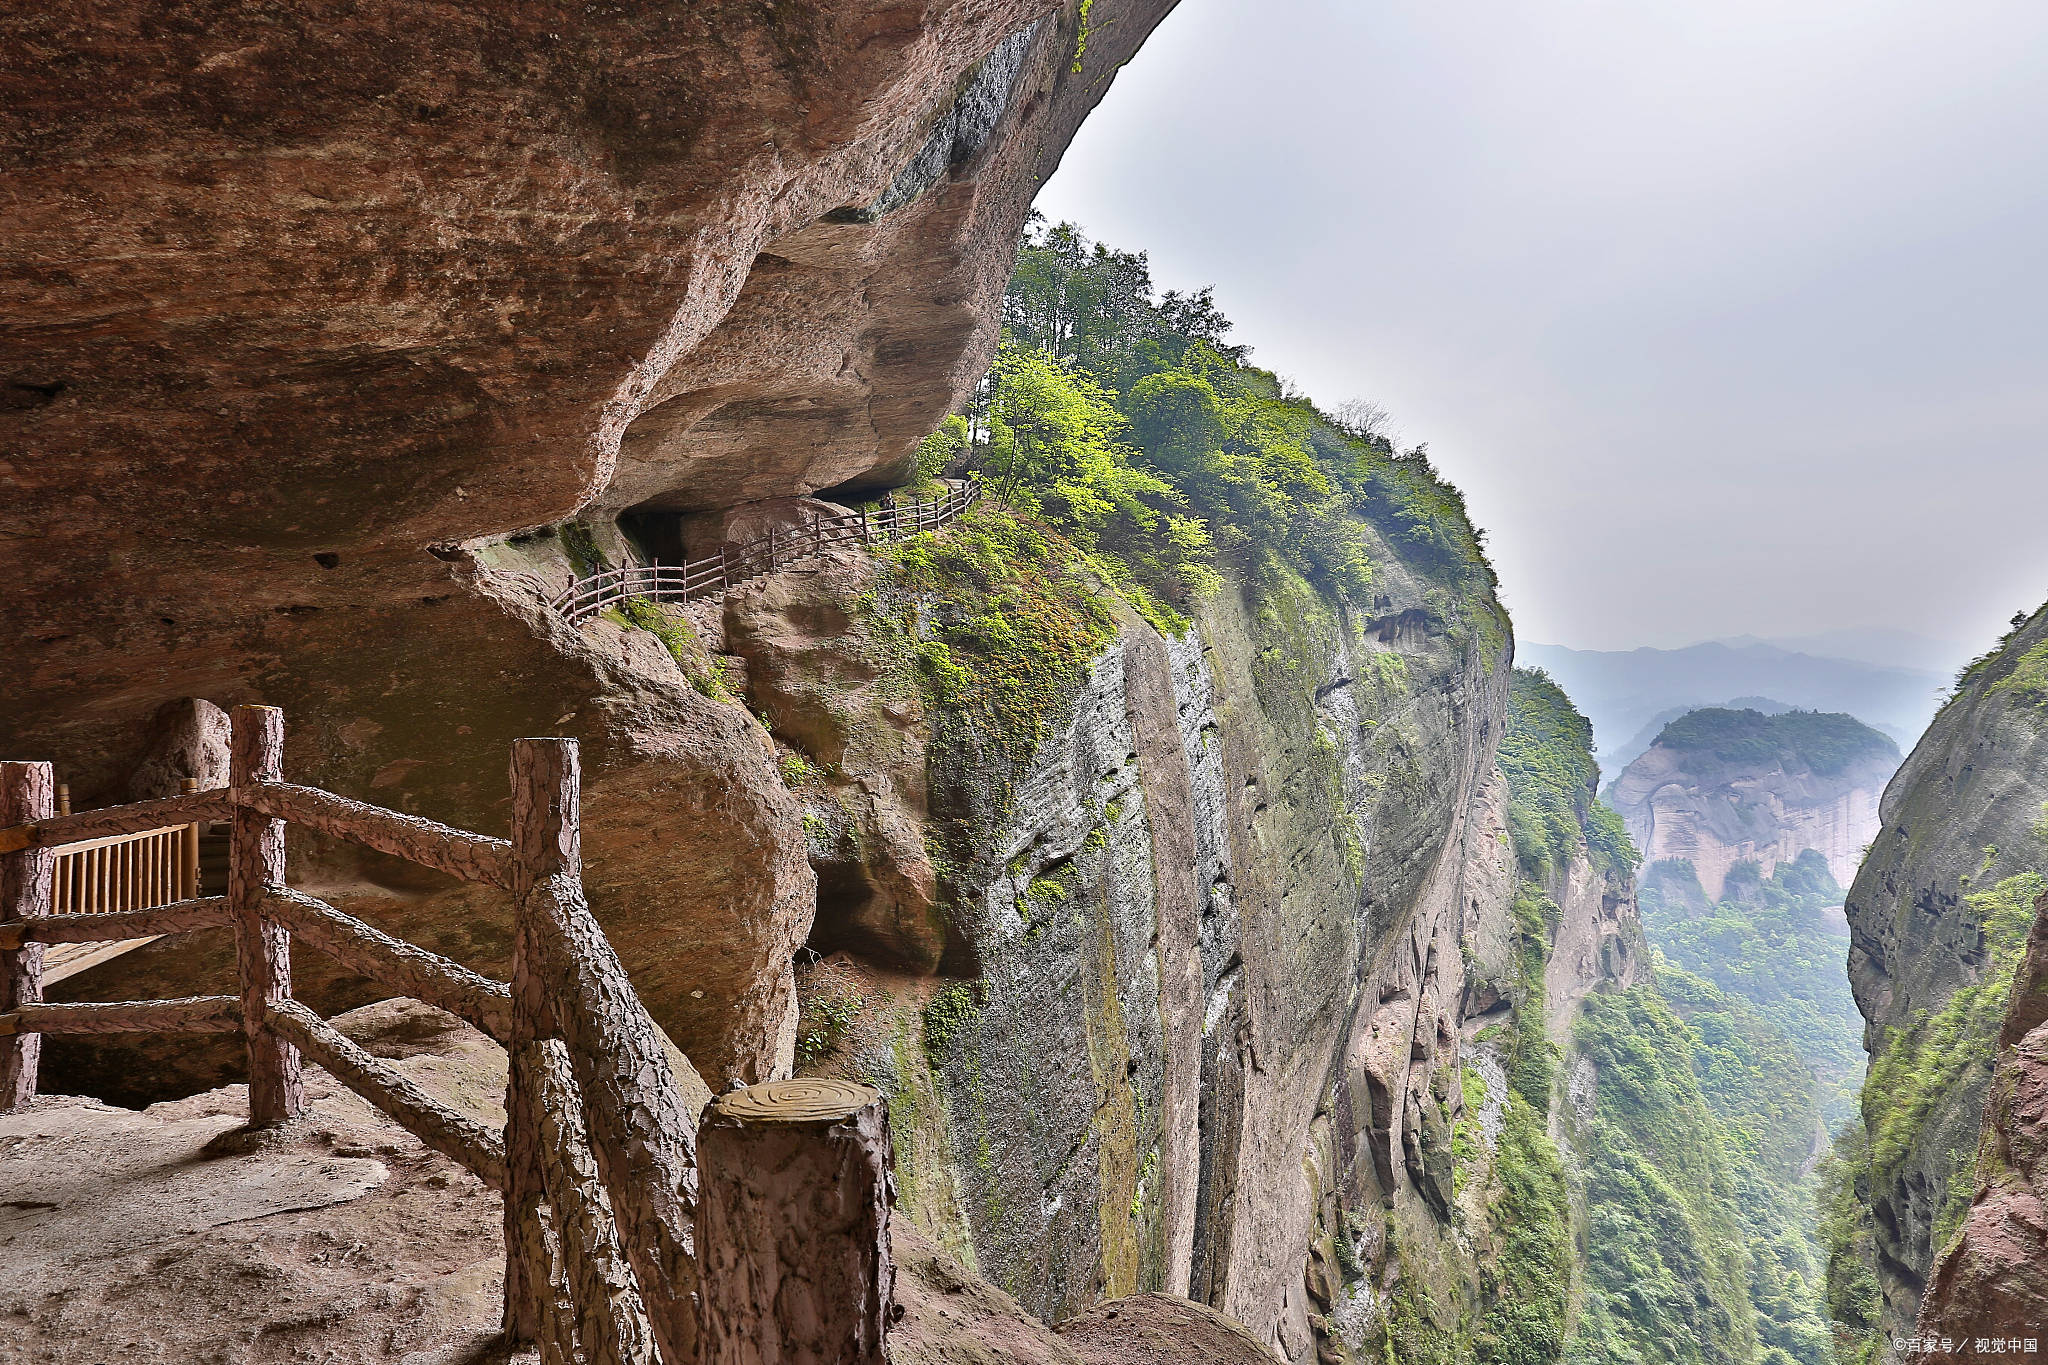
[552,479,982,626]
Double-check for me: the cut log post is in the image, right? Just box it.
[181,778,202,901]
[229,705,302,1124]
[509,737,700,1365]
[1,762,54,1111]
[520,1036,657,1365]
[697,1078,895,1365]
[502,748,554,1348]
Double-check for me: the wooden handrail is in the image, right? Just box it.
[549,476,983,625]
[0,995,240,1036]
[0,895,230,950]
[264,887,513,1043]
[0,789,231,855]
[268,998,508,1191]
[235,781,517,889]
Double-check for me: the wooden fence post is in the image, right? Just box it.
[502,740,564,1348]
[180,776,202,902]
[697,1079,894,1365]
[229,705,302,1125]
[511,737,701,1365]
[1,762,54,1112]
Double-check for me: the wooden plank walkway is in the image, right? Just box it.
[552,478,982,626]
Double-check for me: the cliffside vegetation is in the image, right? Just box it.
[983,218,1502,647]
[1482,672,1597,1365]
[1862,870,2044,1250]
[1500,669,1638,882]
[1638,853,1864,1124]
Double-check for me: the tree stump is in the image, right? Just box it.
[697,1079,894,1365]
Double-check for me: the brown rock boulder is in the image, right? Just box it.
[1056,1292,1285,1364]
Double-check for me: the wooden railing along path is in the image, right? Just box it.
[0,708,702,1364]
[551,478,981,626]
[1,707,902,1364]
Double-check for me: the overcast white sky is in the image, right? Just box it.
[1034,0,2048,654]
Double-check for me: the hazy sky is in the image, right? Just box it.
[1034,0,2048,654]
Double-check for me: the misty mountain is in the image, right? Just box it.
[1520,640,1946,771]
[1714,627,1974,677]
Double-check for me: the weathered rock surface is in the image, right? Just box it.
[1916,888,2048,1351]
[8,995,1252,1363]
[4,0,1176,1088]
[1847,605,2048,1338]
[0,1001,513,1364]
[1609,707,1898,899]
[746,500,1517,1360]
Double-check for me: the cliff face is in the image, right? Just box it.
[725,491,1517,1361]
[3,0,1177,1085]
[1845,604,2048,1344]
[1608,708,1899,899]
[1915,885,2048,1351]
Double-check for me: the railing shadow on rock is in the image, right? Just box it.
[0,708,699,1365]
[550,477,982,626]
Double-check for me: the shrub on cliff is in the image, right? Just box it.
[985,217,1498,615]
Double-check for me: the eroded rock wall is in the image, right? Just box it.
[720,484,1523,1361]
[1846,604,2048,1342]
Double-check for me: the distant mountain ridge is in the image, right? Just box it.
[1520,639,1946,768]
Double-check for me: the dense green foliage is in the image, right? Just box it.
[1476,1092,1574,1365]
[1638,853,1864,1126]
[1652,708,1899,779]
[1813,1121,1883,1365]
[1500,668,1639,880]
[1569,982,1832,1365]
[983,218,1500,634]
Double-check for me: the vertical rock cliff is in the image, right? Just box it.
[1844,603,2048,1347]
[724,481,1517,1360]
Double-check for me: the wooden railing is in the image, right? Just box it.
[49,777,203,917]
[551,478,982,626]
[0,708,700,1365]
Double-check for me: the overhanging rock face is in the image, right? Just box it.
[3,0,1178,1084]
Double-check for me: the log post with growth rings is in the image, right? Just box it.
[229,705,301,1124]
[697,1078,895,1365]
[0,761,54,1111]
